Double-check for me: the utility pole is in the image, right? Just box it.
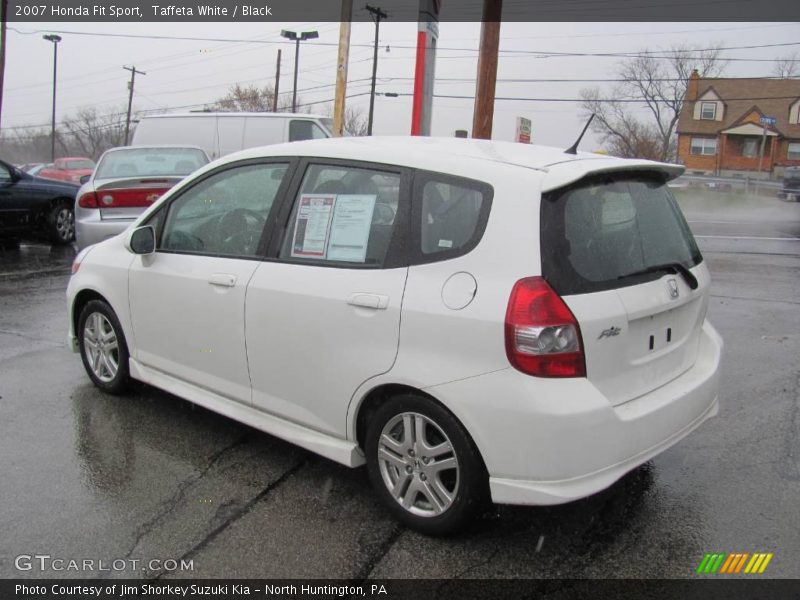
[0,0,7,134]
[273,49,281,112]
[333,0,353,137]
[43,34,62,162]
[472,0,502,140]
[366,4,387,136]
[123,65,146,145]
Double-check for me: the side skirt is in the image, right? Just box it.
[129,358,366,468]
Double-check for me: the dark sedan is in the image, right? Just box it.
[0,159,79,245]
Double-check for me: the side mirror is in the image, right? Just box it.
[79,174,91,185]
[127,226,156,255]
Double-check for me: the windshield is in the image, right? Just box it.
[95,148,208,179]
[540,172,702,295]
[66,159,95,170]
[318,118,334,135]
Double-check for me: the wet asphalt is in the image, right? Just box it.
[0,193,798,580]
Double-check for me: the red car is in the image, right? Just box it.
[38,157,96,184]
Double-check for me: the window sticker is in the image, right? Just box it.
[327,194,377,263]
[290,195,336,258]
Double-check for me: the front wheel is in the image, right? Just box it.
[78,300,130,395]
[365,394,489,535]
[48,201,75,245]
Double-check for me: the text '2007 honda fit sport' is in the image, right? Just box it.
[67,137,722,535]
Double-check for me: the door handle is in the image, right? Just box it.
[208,273,237,288]
[347,293,389,310]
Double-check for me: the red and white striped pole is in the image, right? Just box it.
[411,0,439,136]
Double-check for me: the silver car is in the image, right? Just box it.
[75,145,209,249]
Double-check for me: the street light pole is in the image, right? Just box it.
[292,38,300,113]
[281,29,319,113]
[43,34,62,162]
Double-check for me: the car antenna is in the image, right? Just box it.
[565,114,595,155]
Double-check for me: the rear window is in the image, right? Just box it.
[541,172,702,295]
[65,159,95,170]
[95,148,208,179]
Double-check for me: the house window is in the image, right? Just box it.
[700,102,717,120]
[789,143,800,160]
[742,139,760,158]
[690,137,717,156]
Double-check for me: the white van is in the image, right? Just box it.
[130,112,333,159]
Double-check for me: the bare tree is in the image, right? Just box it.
[581,44,727,161]
[343,105,369,136]
[60,107,127,157]
[213,83,300,112]
[321,103,368,136]
[0,106,128,163]
[772,52,800,79]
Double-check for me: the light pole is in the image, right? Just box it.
[43,34,61,161]
[280,29,318,113]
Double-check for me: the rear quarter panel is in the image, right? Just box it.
[348,162,545,437]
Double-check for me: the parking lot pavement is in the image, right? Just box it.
[1,193,798,579]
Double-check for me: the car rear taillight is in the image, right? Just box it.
[504,276,586,378]
[78,191,98,208]
[92,189,168,208]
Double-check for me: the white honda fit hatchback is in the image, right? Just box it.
[67,137,722,534]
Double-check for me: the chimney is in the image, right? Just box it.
[687,69,700,102]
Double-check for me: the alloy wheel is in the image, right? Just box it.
[82,312,119,383]
[377,411,460,517]
[55,207,75,242]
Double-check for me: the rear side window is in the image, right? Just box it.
[541,173,702,295]
[411,172,493,264]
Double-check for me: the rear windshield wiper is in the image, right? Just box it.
[617,262,698,290]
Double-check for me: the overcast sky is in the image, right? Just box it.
[3,20,799,150]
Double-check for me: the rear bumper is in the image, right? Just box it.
[426,320,722,506]
[75,216,132,250]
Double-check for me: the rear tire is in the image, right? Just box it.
[78,300,130,395]
[0,237,21,250]
[365,393,489,535]
[48,200,75,245]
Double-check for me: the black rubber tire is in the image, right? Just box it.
[365,393,489,535]
[47,200,75,245]
[0,237,21,250]
[77,300,131,395]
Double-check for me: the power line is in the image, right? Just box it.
[9,26,800,58]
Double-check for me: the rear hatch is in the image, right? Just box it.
[540,171,708,406]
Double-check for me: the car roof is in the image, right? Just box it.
[223,136,684,192]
